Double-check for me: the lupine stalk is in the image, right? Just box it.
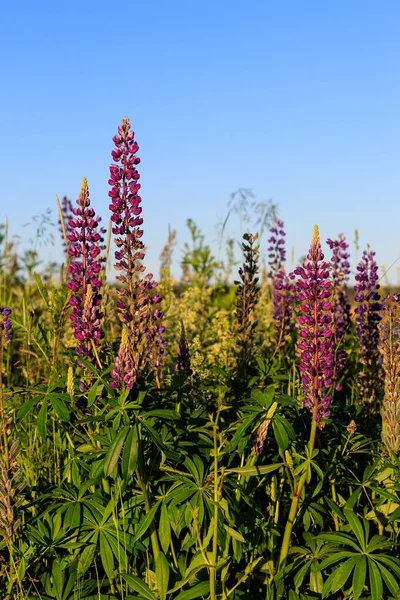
[0,307,12,435]
[267,220,295,353]
[109,118,166,388]
[326,234,351,384]
[267,218,286,280]
[174,322,192,379]
[67,179,105,372]
[354,246,382,403]
[294,226,336,422]
[233,233,260,371]
[378,294,400,454]
[279,226,336,571]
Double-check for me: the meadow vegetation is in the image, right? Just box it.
[1,118,400,600]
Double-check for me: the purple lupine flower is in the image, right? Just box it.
[267,219,296,350]
[0,307,13,344]
[174,322,192,378]
[326,234,351,385]
[67,178,104,364]
[110,327,136,389]
[109,118,166,389]
[268,218,286,280]
[294,226,336,423]
[354,245,382,403]
[271,268,296,349]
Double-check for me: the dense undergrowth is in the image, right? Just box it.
[1,118,400,600]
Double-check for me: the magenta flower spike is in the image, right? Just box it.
[268,219,295,350]
[267,218,286,280]
[109,118,166,389]
[294,226,336,424]
[67,178,105,365]
[354,245,382,403]
[326,234,351,384]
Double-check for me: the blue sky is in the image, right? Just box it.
[1,0,400,283]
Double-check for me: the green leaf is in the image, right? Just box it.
[134,501,161,542]
[324,495,345,521]
[143,409,181,420]
[103,426,129,477]
[159,501,171,554]
[100,533,114,580]
[327,557,357,595]
[174,581,210,600]
[344,486,362,509]
[17,397,38,421]
[77,544,96,577]
[122,425,139,481]
[50,396,70,422]
[87,380,102,408]
[156,552,170,600]
[318,533,361,552]
[378,561,400,597]
[226,463,282,476]
[52,559,64,600]
[272,417,289,450]
[352,556,366,600]
[224,525,245,543]
[344,509,365,551]
[368,558,383,600]
[388,505,400,523]
[293,561,311,590]
[122,574,156,599]
[37,399,48,440]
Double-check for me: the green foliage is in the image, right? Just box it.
[1,214,400,600]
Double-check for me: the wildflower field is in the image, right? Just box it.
[1,118,400,600]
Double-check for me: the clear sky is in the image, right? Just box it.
[1,0,400,283]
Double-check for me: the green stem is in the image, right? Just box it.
[210,414,220,600]
[278,417,318,570]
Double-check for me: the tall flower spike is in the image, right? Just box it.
[378,294,400,454]
[267,218,286,280]
[354,245,382,403]
[109,118,166,388]
[267,219,296,351]
[67,178,105,367]
[175,321,192,379]
[294,226,336,424]
[234,232,261,371]
[326,234,351,385]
